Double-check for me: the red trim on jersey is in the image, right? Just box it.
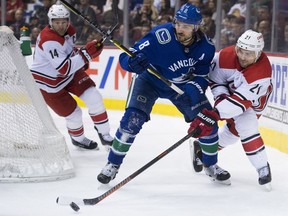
[218,46,272,84]
[38,26,64,50]
[32,72,70,87]
[226,119,239,136]
[219,46,243,71]
[68,126,84,137]
[230,94,252,109]
[38,25,76,50]
[58,60,70,76]
[242,136,264,153]
[254,84,273,112]
[242,53,272,84]
[90,111,108,124]
[66,24,76,36]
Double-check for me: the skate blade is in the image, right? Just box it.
[261,182,272,192]
[103,145,111,152]
[97,182,112,190]
[75,146,100,151]
[210,177,231,186]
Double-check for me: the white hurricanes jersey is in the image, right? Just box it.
[209,46,273,119]
[30,25,85,93]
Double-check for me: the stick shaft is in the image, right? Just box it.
[59,0,184,95]
[83,133,194,205]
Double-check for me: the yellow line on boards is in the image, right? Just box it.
[3,94,285,154]
[78,97,288,153]
[76,97,288,153]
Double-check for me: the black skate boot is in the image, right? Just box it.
[97,162,120,184]
[71,137,99,150]
[204,164,231,185]
[189,140,203,172]
[258,163,272,191]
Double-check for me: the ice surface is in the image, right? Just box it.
[1,109,288,216]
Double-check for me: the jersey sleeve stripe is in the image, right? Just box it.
[226,96,247,113]
[57,58,71,76]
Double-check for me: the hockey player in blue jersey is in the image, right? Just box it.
[97,3,231,184]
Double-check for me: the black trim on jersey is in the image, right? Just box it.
[209,78,231,90]
[227,80,233,86]
[31,72,74,89]
[210,83,227,90]
[233,91,248,100]
[55,55,72,76]
[226,97,246,113]
[30,70,58,79]
[94,119,109,125]
[254,84,273,112]
[245,146,265,156]
[56,54,70,70]
[241,133,261,143]
[65,59,72,76]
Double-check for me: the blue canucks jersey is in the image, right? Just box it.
[101,5,219,181]
[119,22,215,90]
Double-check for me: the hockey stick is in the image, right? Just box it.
[56,129,198,208]
[59,0,184,95]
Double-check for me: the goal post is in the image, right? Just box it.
[0,26,75,182]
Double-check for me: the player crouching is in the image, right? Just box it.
[189,29,272,190]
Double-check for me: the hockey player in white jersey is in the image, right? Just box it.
[30,4,113,150]
[188,29,273,189]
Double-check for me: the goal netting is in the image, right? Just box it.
[0,26,75,182]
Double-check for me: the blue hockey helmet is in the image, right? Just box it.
[174,3,202,25]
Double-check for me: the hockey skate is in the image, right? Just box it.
[95,127,113,149]
[257,163,272,191]
[204,164,231,185]
[97,162,120,184]
[71,137,99,150]
[189,140,203,172]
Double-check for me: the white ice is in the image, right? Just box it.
[1,109,288,216]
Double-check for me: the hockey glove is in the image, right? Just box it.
[178,81,206,106]
[80,40,103,63]
[188,108,220,138]
[128,53,149,74]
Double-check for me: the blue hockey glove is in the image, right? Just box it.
[178,81,205,106]
[128,53,149,74]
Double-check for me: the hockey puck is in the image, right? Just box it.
[70,202,80,212]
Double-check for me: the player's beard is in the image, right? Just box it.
[238,59,252,68]
[176,33,193,46]
[55,28,67,36]
[52,25,69,36]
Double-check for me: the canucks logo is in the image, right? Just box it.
[155,28,171,44]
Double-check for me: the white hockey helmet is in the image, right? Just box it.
[236,29,264,57]
[48,4,70,26]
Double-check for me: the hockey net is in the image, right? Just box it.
[0,26,75,182]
